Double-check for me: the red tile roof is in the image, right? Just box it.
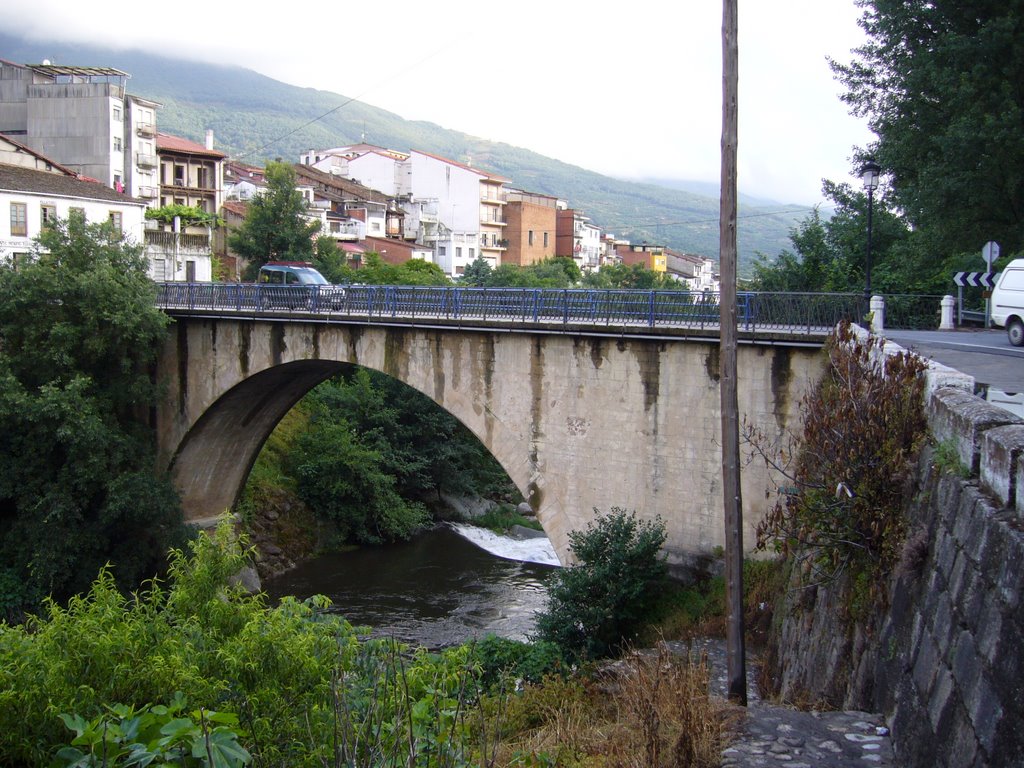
[156,132,226,159]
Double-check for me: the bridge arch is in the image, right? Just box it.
[156,317,825,567]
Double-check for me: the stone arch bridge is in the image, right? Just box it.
[156,313,826,569]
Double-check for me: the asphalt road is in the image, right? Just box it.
[882,328,1024,395]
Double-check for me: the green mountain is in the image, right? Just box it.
[0,34,808,272]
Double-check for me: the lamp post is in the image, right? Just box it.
[860,160,881,307]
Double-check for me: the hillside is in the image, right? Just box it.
[0,34,809,272]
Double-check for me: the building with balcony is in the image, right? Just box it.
[144,226,213,282]
[556,207,602,270]
[300,145,508,276]
[478,173,509,267]
[156,131,224,215]
[150,131,224,281]
[503,189,558,266]
[0,61,161,203]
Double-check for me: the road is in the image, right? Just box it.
[881,328,1024,397]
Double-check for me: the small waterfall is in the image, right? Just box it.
[448,523,561,567]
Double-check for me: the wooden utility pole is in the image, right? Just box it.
[720,0,747,705]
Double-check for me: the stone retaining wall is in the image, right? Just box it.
[768,338,1024,767]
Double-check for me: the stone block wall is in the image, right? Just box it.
[767,350,1024,767]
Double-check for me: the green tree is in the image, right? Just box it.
[833,1,1024,257]
[581,261,679,289]
[228,162,320,279]
[535,508,667,661]
[0,218,186,618]
[747,179,966,294]
[286,369,514,544]
[460,256,493,286]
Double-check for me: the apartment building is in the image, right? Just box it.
[555,207,602,271]
[300,145,508,276]
[503,189,558,266]
[0,61,161,202]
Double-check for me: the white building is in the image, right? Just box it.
[0,160,147,267]
[300,145,508,276]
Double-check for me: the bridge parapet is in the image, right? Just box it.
[157,283,864,342]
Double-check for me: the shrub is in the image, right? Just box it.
[753,321,928,595]
[534,508,667,661]
[471,635,565,689]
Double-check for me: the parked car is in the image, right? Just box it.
[990,258,1024,347]
[257,262,346,310]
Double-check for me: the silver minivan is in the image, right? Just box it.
[991,258,1024,346]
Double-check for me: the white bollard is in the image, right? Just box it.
[939,295,956,330]
[870,294,885,334]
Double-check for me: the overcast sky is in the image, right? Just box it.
[7,0,874,206]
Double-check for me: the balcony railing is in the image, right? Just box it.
[136,122,156,137]
[135,152,158,169]
[145,231,211,252]
[138,185,158,199]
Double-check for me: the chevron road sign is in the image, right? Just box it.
[954,271,996,288]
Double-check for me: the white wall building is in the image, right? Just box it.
[0,161,147,267]
[301,145,507,276]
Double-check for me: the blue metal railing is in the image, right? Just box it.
[155,283,868,335]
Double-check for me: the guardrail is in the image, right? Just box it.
[156,283,869,335]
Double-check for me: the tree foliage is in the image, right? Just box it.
[227,162,320,278]
[833,1,1024,257]
[535,508,667,661]
[0,218,187,618]
[581,261,680,289]
[287,369,515,545]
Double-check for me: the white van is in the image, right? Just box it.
[991,258,1024,346]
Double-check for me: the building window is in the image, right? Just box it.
[12,252,30,270]
[438,246,446,256]
[528,230,534,246]
[455,246,462,260]
[10,203,27,236]
[69,207,85,222]
[108,211,123,233]
[41,205,57,228]
[113,105,121,121]
[543,232,549,248]
[371,221,382,233]
[469,247,475,259]
[113,136,122,152]
[174,165,186,186]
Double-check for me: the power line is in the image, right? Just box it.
[612,207,817,230]
[233,47,449,161]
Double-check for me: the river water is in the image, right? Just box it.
[262,524,559,648]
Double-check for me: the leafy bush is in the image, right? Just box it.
[471,635,565,689]
[534,508,667,661]
[55,694,250,768]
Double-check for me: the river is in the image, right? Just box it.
[262,524,559,648]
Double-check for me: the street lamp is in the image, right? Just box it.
[860,160,881,306]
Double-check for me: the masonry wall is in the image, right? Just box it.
[767,350,1024,767]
